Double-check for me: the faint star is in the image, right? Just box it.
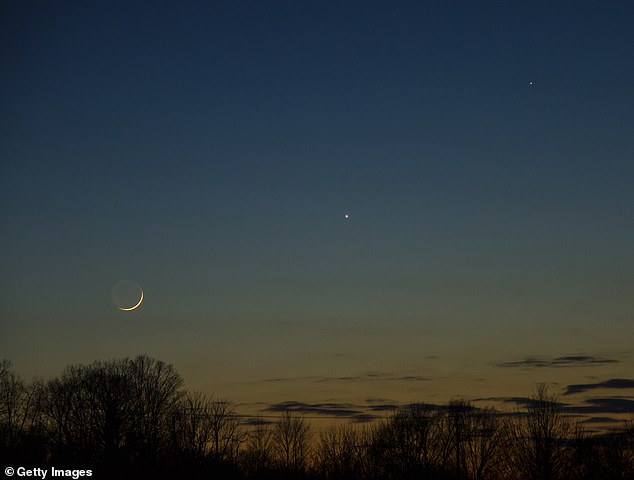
[529,81,534,86]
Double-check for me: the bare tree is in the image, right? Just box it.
[445,399,472,478]
[369,403,449,479]
[505,384,571,480]
[563,422,600,480]
[596,420,634,480]
[46,365,94,459]
[170,392,244,468]
[171,391,216,459]
[10,356,634,480]
[0,360,27,446]
[85,360,135,463]
[44,355,183,468]
[241,420,275,476]
[272,410,312,474]
[0,360,46,462]
[45,361,135,463]
[125,355,184,462]
[207,397,244,462]
[315,423,367,480]
[463,406,505,480]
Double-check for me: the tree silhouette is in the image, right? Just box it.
[241,420,275,478]
[461,405,505,480]
[0,360,46,464]
[272,410,311,475]
[368,403,451,479]
[171,391,217,460]
[43,355,183,474]
[125,355,183,465]
[315,423,367,480]
[3,356,634,480]
[505,384,572,480]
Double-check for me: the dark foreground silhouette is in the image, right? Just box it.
[1,356,632,479]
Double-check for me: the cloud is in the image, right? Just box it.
[473,395,634,422]
[567,398,634,415]
[317,372,429,382]
[263,376,319,383]
[242,418,274,426]
[484,396,567,410]
[261,400,406,422]
[496,355,618,369]
[264,401,365,418]
[263,372,430,384]
[367,403,400,412]
[564,378,634,395]
[257,395,633,428]
[583,416,622,424]
[350,413,377,423]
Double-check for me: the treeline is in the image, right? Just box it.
[1,356,633,480]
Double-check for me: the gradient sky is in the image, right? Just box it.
[2,1,633,423]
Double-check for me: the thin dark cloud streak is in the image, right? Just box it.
[265,400,365,417]
[566,398,634,415]
[367,403,400,411]
[564,378,634,395]
[490,396,566,409]
[477,396,634,417]
[263,400,383,422]
[241,417,275,426]
[496,355,618,369]
[262,373,430,384]
[262,400,477,421]
[583,416,622,424]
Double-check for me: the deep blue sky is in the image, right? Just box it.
[1,1,633,415]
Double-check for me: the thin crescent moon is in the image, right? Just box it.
[118,289,144,311]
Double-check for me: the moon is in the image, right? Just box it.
[118,289,143,311]
[111,280,144,311]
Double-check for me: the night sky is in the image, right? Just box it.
[2,1,633,421]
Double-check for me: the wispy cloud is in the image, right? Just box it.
[366,403,400,412]
[564,378,634,395]
[482,395,634,417]
[582,416,622,424]
[262,376,319,383]
[262,372,430,384]
[262,400,408,422]
[349,414,377,423]
[256,395,634,427]
[567,398,634,415]
[496,355,618,369]
[492,396,566,409]
[242,417,274,426]
[264,400,373,421]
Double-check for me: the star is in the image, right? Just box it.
[529,81,534,86]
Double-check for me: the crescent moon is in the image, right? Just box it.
[118,289,144,311]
